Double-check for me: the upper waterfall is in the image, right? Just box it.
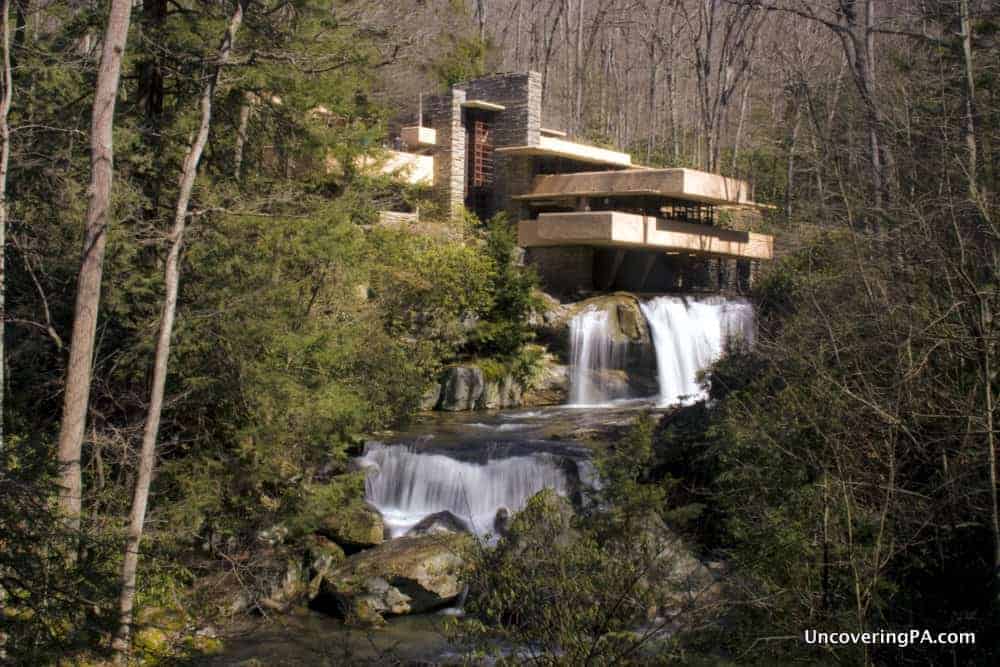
[567,307,630,406]
[640,295,754,406]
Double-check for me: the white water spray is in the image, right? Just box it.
[360,442,574,537]
[639,295,754,406]
[567,308,629,406]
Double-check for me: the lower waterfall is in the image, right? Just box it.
[359,442,574,538]
[640,295,754,406]
[567,307,629,406]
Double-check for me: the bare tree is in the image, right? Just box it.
[0,0,11,451]
[55,0,133,533]
[752,0,888,207]
[680,0,761,173]
[958,0,977,196]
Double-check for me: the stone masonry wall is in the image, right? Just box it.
[525,246,594,296]
[424,88,466,217]
[460,72,542,221]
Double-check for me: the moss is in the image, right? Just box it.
[475,357,507,382]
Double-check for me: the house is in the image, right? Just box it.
[384,71,774,294]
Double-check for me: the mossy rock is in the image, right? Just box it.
[318,503,385,551]
[304,534,347,599]
[318,533,471,625]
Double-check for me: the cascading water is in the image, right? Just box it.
[359,442,574,538]
[639,295,754,406]
[567,307,629,406]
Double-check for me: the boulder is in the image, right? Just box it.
[438,366,485,411]
[420,383,442,411]
[259,555,307,612]
[477,373,524,409]
[407,511,471,537]
[493,507,511,536]
[505,489,578,554]
[521,353,569,406]
[318,533,471,626]
[304,534,346,599]
[561,293,650,345]
[318,503,385,552]
[632,513,719,617]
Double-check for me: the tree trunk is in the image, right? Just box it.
[982,300,1000,625]
[55,0,133,533]
[233,91,251,179]
[730,64,752,177]
[111,0,246,658]
[0,0,11,452]
[574,0,585,134]
[958,0,977,196]
[785,101,802,223]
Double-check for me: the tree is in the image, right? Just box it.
[0,0,12,452]
[56,0,133,533]
[111,0,247,657]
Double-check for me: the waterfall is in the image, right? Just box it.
[360,442,574,538]
[567,307,629,406]
[639,295,754,407]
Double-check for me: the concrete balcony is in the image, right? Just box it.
[517,211,773,261]
[400,126,437,149]
[513,168,756,206]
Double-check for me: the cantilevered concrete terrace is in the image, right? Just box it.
[518,211,773,261]
[513,168,756,206]
[515,167,774,261]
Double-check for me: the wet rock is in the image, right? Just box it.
[304,534,346,599]
[522,353,569,406]
[318,503,385,551]
[438,366,485,411]
[557,293,650,345]
[347,456,380,478]
[259,556,307,612]
[493,507,511,536]
[407,510,471,537]
[477,374,524,409]
[420,383,442,411]
[318,533,471,626]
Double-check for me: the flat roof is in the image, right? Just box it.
[496,136,632,167]
[461,99,506,111]
[512,167,759,207]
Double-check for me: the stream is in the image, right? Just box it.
[202,295,752,665]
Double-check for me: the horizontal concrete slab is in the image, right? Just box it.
[517,211,773,260]
[496,136,632,167]
[462,99,506,111]
[355,150,433,185]
[401,125,436,148]
[513,167,756,206]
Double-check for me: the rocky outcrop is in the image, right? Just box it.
[521,352,569,406]
[433,365,526,411]
[304,534,346,598]
[259,553,308,612]
[493,507,511,536]
[318,504,385,552]
[317,533,471,626]
[632,513,720,619]
[505,489,579,554]
[437,366,485,410]
[407,510,470,536]
[477,373,523,409]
